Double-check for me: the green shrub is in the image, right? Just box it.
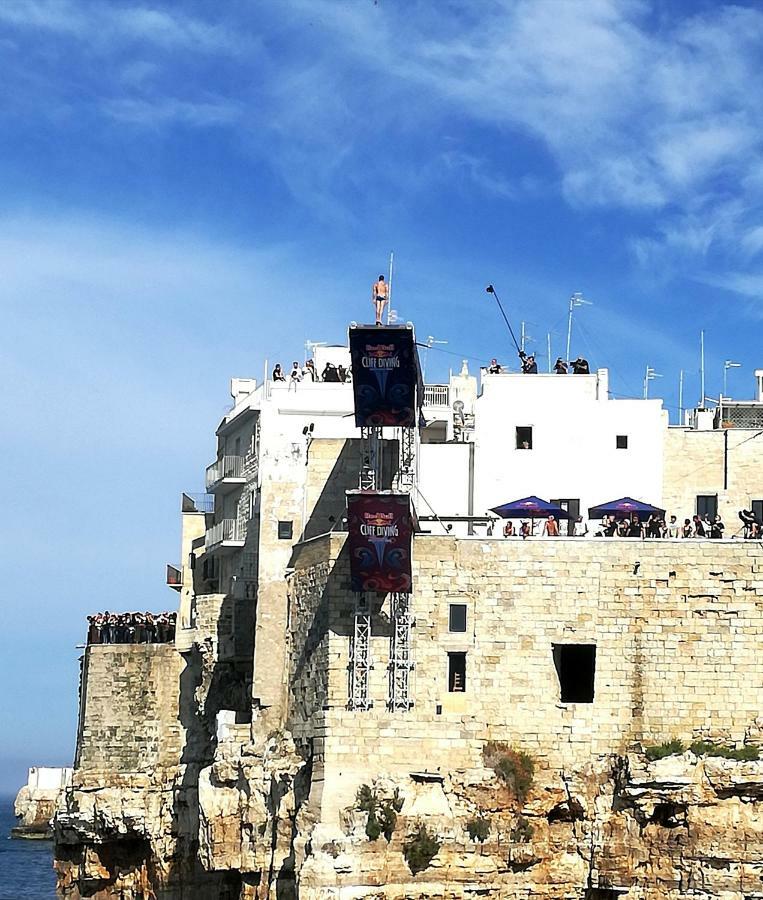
[510,815,533,843]
[403,823,441,874]
[466,816,490,842]
[482,742,535,802]
[644,739,685,761]
[377,801,397,842]
[356,784,375,812]
[356,784,399,842]
[365,810,381,841]
[689,741,760,761]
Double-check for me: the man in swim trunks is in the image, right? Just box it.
[372,275,389,325]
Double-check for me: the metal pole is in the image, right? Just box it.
[386,252,394,325]
[678,369,684,425]
[700,330,705,407]
[723,363,727,398]
[521,321,526,352]
[565,296,574,363]
[643,365,649,400]
[547,333,552,373]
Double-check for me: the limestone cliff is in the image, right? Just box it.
[53,736,763,899]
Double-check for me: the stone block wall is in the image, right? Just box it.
[289,533,763,818]
[76,644,184,772]
[664,427,763,527]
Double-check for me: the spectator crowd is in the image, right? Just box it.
[499,509,763,540]
[272,360,351,387]
[86,611,177,645]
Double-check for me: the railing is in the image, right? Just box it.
[181,492,214,514]
[206,518,246,549]
[205,455,245,490]
[423,384,449,407]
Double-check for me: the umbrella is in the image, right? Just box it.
[490,496,571,519]
[587,497,665,519]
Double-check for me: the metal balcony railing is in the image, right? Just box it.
[181,492,214,514]
[205,518,246,550]
[423,384,450,407]
[205,455,245,491]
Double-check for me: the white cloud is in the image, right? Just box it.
[102,95,241,127]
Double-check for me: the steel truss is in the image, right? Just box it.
[388,591,414,710]
[348,592,372,710]
[359,426,383,490]
[393,426,417,494]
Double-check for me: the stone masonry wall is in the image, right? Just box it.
[664,426,763,528]
[289,533,763,818]
[76,644,185,772]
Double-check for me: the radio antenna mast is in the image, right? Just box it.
[386,251,394,325]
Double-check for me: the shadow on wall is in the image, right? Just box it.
[303,439,399,541]
[165,593,254,894]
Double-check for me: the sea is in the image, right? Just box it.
[0,796,57,900]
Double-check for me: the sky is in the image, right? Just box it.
[2,0,763,792]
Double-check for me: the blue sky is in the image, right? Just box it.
[2,0,763,792]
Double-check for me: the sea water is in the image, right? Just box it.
[0,795,57,900]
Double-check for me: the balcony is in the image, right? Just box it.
[423,384,450,408]
[166,564,182,591]
[205,518,246,554]
[205,456,246,494]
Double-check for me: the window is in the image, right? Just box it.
[696,495,718,519]
[447,652,466,692]
[616,435,628,449]
[516,426,533,450]
[553,644,596,703]
[752,500,763,523]
[448,603,467,633]
[277,520,294,540]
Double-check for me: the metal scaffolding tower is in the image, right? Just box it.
[348,592,372,710]
[359,425,383,490]
[388,591,414,710]
[393,425,417,493]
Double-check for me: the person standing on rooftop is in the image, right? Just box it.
[372,275,389,325]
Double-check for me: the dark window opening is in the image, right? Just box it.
[278,520,294,540]
[516,426,533,450]
[696,495,718,519]
[616,434,628,449]
[448,652,466,692]
[553,644,596,703]
[751,499,763,523]
[449,604,467,633]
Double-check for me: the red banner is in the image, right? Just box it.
[347,492,413,593]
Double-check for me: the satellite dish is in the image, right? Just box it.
[453,400,465,412]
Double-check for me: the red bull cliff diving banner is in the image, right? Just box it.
[348,325,421,427]
[347,492,413,593]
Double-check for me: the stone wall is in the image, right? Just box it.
[289,533,763,817]
[664,426,763,527]
[76,644,185,772]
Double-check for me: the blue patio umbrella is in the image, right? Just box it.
[587,497,665,519]
[490,496,571,519]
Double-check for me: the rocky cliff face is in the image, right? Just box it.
[14,783,63,838]
[54,737,763,899]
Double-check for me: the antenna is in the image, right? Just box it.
[723,360,741,398]
[520,321,536,353]
[643,365,662,399]
[565,292,592,363]
[547,333,552,373]
[386,251,394,325]
[699,330,705,407]
[421,335,447,381]
[678,369,684,425]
